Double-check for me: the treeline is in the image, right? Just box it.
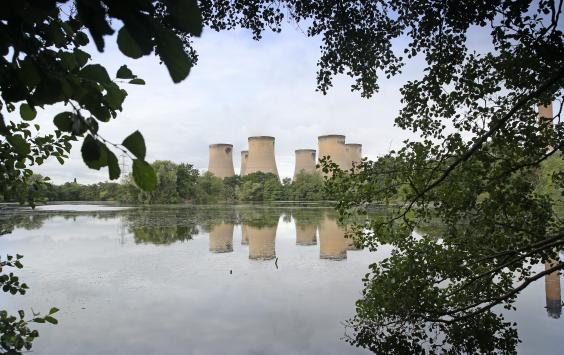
[2,160,328,204]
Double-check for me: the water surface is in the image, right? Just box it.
[0,204,561,354]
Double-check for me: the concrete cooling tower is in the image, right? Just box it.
[208,144,235,178]
[294,149,317,179]
[245,136,279,177]
[318,135,346,172]
[240,150,249,176]
[538,103,553,120]
[247,225,277,260]
[318,216,347,260]
[209,223,234,253]
[345,143,362,170]
[545,261,562,318]
[296,225,317,246]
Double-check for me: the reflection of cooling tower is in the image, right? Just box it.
[208,144,235,178]
[294,149,317,179]
[247,225,276,260]
[318,135,346,172]
[246,136,278,177]
[209,223,234,253]
[345,143,362,170]
[240,150,249,176]
[296,225,317,246]
[318,217,347,260]
[241,224,249,245]
[538,103,553,120]
[545,261,562,319]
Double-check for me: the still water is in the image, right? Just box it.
[0,204,562,354]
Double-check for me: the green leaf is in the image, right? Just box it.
[74,49,91,68]
[53,112,74,132]
[107,149,121,180]
[33,318,45,324]
[132,159,156,191]
[49,307,60,315]
[79,64,111,84]
[20,104,37,121]
[128,78,145,85]
[122,130,146,160]
[167,0,203,37]
[44,316,58,324]
[117,26,151,59]
[81,134,101,166]
[154,25,192,83]
[7,135,31,156]
[116,65,135,79]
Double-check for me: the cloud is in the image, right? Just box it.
[13,24,419,183]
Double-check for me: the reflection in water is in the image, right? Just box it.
[209,223,234,253]
[296,225,317,246]
[247,225,277,260]
[319,216,347,260]
[0,204,563,354]
[241,225,249,245]
[545,261,562,319]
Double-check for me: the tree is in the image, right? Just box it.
[176,163,199,201]
[165,0,559,352]
[1,1,202,353]
[1,0,203,201]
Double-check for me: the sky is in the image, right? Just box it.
[17,22,424,184]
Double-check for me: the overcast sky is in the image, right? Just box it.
[16,22,428,184]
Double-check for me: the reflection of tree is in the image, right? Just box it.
[0,213,50,236]
[123,207,199,245]
[237,207,282,228]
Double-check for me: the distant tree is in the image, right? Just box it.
[290,172,324,201]
[194,172,224,203]
[176,163,199,201]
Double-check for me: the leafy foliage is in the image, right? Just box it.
[1,0,203,201]
[0,255,58,354]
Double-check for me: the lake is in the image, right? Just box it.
[0,204,562,354]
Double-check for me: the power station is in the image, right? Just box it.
[245,136,279,177]
[318,134,346,170]
[208,144,235,178]
[294,149,316,179]
[345,143,362,169]
[208,133,364,179]
[240,150,249,176]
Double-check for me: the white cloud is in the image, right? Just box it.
[13,25,420,183]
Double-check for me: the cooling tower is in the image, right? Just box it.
[538,103,553,121]
[240,150,249,176]
[318,135,346,173]
[345,143,362,170]
[318,216,347,260]
[208,144,235,178]
[245,136,279,177]
[294,149,317,179]
[209,223,234,253]
[296,225,317,246]
[545,261,562,319]
[247,225,277,260]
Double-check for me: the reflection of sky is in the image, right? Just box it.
[1,206,561,355]
[1,209,377,355]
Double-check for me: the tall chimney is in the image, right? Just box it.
[345,143,362,170]
[208,144,235,178]
[209,223,234,253]
[247,225,277,260]
[294,149,317,179]
[318,135,346,173]
[318,215,347,260]
[240,150,249,176]
[246,136,279,177]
